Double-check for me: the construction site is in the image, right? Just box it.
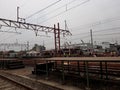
[0,0,120,90]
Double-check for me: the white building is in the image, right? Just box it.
[101,42,110,49]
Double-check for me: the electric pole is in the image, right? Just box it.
[17,7,19,22]
[90,29,94,54]
[17,6,26,23]
[27,41,29,51]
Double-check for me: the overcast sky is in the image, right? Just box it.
[0,0,120,50]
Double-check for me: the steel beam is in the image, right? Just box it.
[54,23,61,56]
[46,60,49,79]
[105,61,108,79]
[85,61,89,88]
[100,61,103,79]
[77,61,80,75]
[0,18,71,36]
[61,61,65,84]
[67,61,70,72]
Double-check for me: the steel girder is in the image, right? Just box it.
[0,18,71,36]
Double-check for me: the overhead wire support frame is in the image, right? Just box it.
[0,18,72,36]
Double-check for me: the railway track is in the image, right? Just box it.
[0,75,33,90]
[0,71,63,90]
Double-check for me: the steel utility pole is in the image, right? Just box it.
[27,41,29,51]
[54,23,61,56]
[17,7,19,22]
[90,29,94,54]
[17,6,26,23]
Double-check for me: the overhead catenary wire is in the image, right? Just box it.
[67,26,120,43]
[93,27,120,33]
[38,0,90,24]
[69,31,120,42]
[29,0,78,22]
[94,32,120,36]
[0,0,88,42]
[0,0,119,50]
[0,34,19,43]
[25,0,62,19]
[68,35,90,41]
[0,28,27,42]
[94,37,120,40]
[1,26,119,47]
[70,26,120,37]
[60,26,120,45]
[0,30,21,34]
[0,28,21,34]
[67,0,90,11]
[0,28,21,38]
[45,32,120,43]
[70,16,120,29]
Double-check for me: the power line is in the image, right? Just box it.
[67,0,90,11]
[94,37,119,40]
[69,35,90,41]
[0,28,21,34]
[25,0,62,19]
[68,32,120,42]
[93,27,120,33]
[93,32,120,36]
[29,0,78,22]
[0,27,25,40]
[70,16,120,29]
[38,0,90,24]
[0,28,24,42]
[38,30,120,45]
[0,30,21,34]
[0,34,19,43]
[67,28,120,42]
[39,10,66,24]
[71,27,120,36]
[71,32,89,36]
